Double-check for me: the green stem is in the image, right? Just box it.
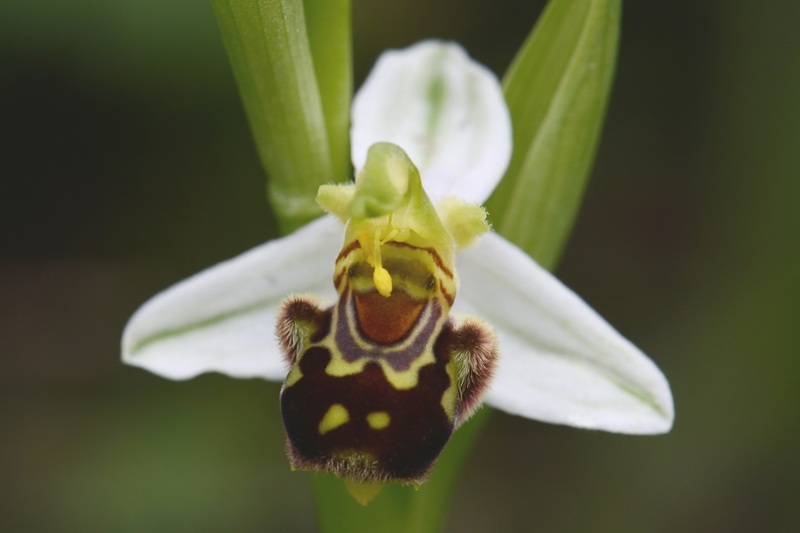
[303,0,352,185]
[212,0,351,232]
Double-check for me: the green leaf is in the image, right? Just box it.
[211,0,351,232]
[486,0,621,270]
[304,0,352,186]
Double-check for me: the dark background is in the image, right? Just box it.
[2,1,798,531]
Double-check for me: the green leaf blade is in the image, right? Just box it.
[487,0,621,270]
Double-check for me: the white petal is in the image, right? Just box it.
[122,216,341,380]
[351,40,512,205]
[455,233,674,434]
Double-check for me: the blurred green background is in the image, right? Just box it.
[2,1,798,531]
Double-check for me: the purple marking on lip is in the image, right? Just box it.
[334,289,441,372]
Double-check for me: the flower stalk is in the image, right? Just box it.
[211,0,351,232]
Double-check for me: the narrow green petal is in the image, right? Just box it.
[212,0,350,232]
[486,0,620,268]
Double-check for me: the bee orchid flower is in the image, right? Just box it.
[122,40,673,500]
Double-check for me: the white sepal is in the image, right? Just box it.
[122,216,341,380]
[455,232,674,434]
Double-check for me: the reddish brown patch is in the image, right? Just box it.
[353,290,425,344]
[336,240,361,263]
[439,282,455,307]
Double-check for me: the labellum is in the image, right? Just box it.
[277,143,498,504]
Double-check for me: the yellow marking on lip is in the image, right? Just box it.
[366,411,391,430]
[320,291,441,390]
[323,344,436,390]
[324,350,369,376]
[440,360,458,422]
[284,364,303,388]
[318,404,350,435]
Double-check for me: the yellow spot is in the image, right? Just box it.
[366,411,391,430]
[373,266,393,297]
[344,480,383,506]
[318,404,350,435]
[356,225,395,297]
